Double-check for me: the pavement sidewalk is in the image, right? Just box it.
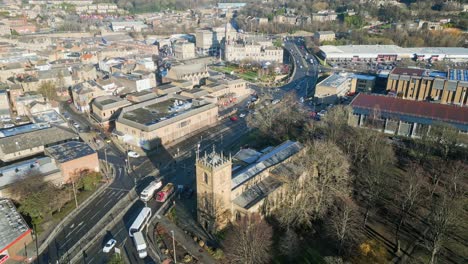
[157,216,217,264]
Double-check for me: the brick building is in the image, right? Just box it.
[45,141,99,183]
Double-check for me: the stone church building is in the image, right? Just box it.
[196,140,304,233]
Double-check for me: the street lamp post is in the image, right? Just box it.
[33,223,39,264]
[171,230,176,263]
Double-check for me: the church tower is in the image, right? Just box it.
[196,147,232,233]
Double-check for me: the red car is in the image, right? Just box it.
[230,116,238,121]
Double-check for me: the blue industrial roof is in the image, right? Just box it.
[353,74,376,81]
[429,71,447,78]
[448,69,468,81]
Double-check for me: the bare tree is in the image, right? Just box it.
[426,122,459,160]
[424,156,445,199]
[445,161,467,201]
[309,140,352,219]
[354,131,395,226]
[318,105,353,143]
[223,214,273,264]
[394,163,426,253]
[327,197,361,255]
[358,163,389,227]
[425,193,461,264]
[6,169,44,201]
[275,141,351,229]
[278,228,300,261]
[246,92,306,141]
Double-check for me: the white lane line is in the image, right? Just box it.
[90,210,101,221]
[114,227,125,237]
[102,198,113,208]
[60,224,87,249]
[107,187,131,192]
[65,222,83,238]
[86,257,95,264]
[116,192,125,199]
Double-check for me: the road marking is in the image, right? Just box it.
[65,222,83,238]
[115,227,125,237]
[90,211,101,220]
[107,187,130,192]
[86,257,95,264]
[102,198,113,208]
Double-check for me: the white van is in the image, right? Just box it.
[140,180,162,202]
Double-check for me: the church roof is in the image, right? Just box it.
[231,140,302,190]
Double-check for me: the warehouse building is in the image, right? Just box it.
[349,93,468,137]
[319,45,468,62]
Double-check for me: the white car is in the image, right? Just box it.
[128,151,140,158]
[239,113,246,118]
[103,239,116,253]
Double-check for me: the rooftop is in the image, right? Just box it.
[350,93,468,127]
[0,199,30,252]
[0,123,50,138]
[126,90,158,103]
[321,45,468,56]
[0,156,60,189]
[353,74,376,81]
[45,141,96,163]
[232,176,282,209]
[448,69,468,82]
[118,94,216,131]
[231,140,303,190]
[122,97,195,126]
[316,31,335,35]
[317,73,350,88]
[0,126,78,156]
[391,67,427,77]
[31,110,67,126]
[92,95,129,110]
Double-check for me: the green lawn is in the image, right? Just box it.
[52,189,95,222]
[212,66,259,82]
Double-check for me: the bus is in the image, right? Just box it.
[129,207,152,237]
[140,180,162,202]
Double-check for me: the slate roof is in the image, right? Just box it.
[45,141,96,163]
[232,176,282,209]
[231,140,303,190]
[0,126,77,156]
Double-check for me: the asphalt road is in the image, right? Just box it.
[82,118,249,263]
[281,37,319,99]
[39,103,144,263]
[39,38,316,264]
